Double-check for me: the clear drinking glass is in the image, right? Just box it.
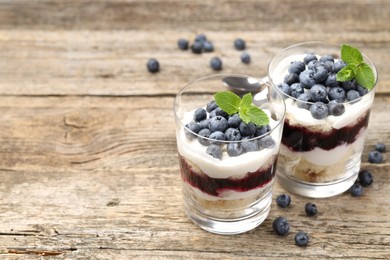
[268,42,378,198]
[173,74,286,234]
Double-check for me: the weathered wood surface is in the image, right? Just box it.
[0,0,389,259]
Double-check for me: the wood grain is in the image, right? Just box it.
[0,0,389,258]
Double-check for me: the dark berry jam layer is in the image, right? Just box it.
[282,111,370,152]
[179,155,276,197]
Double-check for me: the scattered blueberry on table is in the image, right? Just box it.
[210,57,223,71]
[305,202,318,217]
[147,58,160,73]
[234,38,246,50]
[240,52,251,64]
[358,170,373,187]
[368,150,383,163]
[295,231,309,247]
[272,216,290,236]
[276,194,291,208]
[177,38,189,50]
[349,182,363,197]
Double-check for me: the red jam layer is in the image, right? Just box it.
[179,155,276,197]
[282,111,370,152]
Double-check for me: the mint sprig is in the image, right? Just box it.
[214,91,269,126]
[336,44,376,90]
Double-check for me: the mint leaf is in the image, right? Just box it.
[336,64,355,82]
[215,91,269,125]
[239,108,251,124]
[354,63,376,90]
[341,44,363,65]
[214,91,240,115]
[240,93,253,108]
[247,105,269,126]
[337,44,376,90]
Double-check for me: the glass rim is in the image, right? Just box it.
[173,73,286,144]
[267,41,379,106]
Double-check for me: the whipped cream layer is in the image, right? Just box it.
[177,109,281,179]
[270,54,375,130]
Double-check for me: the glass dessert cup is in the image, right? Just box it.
[173,74,286,235]
[269,42,378,198]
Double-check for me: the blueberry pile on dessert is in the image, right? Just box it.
[278,53,368,119]
[184,99,274,160]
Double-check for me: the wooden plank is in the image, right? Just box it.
[0,0,388,32]
[0,95,389,258]
[0,30,388,96]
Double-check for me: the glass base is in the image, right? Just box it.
[183,188,272,235]
[277,169,359,198]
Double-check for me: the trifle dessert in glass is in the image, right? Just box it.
[269,42,378,198]
[173,74,285,234]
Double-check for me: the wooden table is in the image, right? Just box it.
[0,1,389,258]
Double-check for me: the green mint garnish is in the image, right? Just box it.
[214,91,269,126]
[336,44,375,90]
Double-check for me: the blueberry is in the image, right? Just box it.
[295,231,309,247]
[350,182,363,197]
[234,38,246,50]
[239,122,256,136]
[357,84,369,96]
[147,58,160,73]
[296,93,312,110]
[307,60,319,70]
[284,73,300,86]
[304,53,317,65]
[185,122,201,139]
[227,114,242,127]
[319,54,334,63]
[210,57,223,71]
[225,128,242,141]
[214,107,229,119]
[346,90,361,102]
[206,100,218,112]
[358,170,373,187]
[206,144,222,159]
[198,128,212,146]
[312,66,328,83]
[309,84,327,102]
[277,83,291,96]
[240,52,251,64]
[203,41,214,52]
[198,119,210,129]
[195,34,207,43]
[375,142,386,153]
[191,41,203,54]
[324,73,339,88]
[209,131,226,143]
[323,60,334,73]
[209,116,229,132]
[259,136,275,149]
[276,194,291,208]
[241,138,259,152]
[328,87,346,102]
[272,217,290,236]
[193,108,207,122]
[255,125,271,137]
[333,60,346,73]
[299,69,316,89]
[310,102,329,119]
[328,100,345,116]
[227,143,243,157]
[288,61,306,75]
[290,83,304,98]
[177,38,189,50]
[342,80,357,91]
[368,151,383,164]
[305,203,318,217]
[209,109,217,118]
